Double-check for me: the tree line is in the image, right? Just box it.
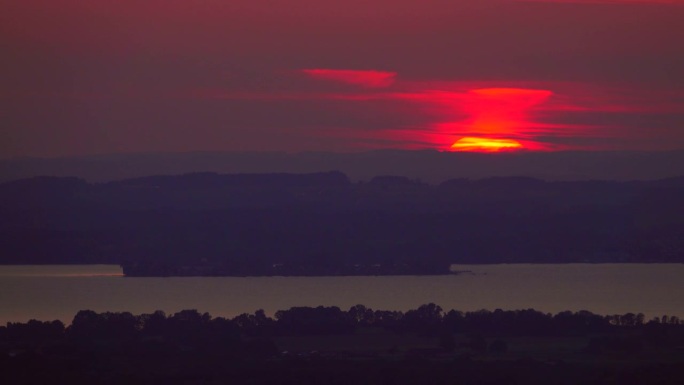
[2,304,682,348]
[3,305,684,385]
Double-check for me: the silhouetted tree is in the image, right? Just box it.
[403,303,443,334]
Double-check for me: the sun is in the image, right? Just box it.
[450,137,523,152]
[438,88,552,152]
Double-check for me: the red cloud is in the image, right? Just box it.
[379,87,561,151]
[182,74,684,153]
[301,69,397,88]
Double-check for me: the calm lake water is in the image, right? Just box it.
[1,264,683,324]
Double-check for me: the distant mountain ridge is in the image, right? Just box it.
[1,171,683,272]
[3,171,683,209]
[2,149,684,184]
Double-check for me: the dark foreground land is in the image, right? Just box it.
[3,304,684,384]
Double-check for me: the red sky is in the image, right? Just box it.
[2,0,684,157]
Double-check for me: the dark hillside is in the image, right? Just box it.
[1,173,682,271]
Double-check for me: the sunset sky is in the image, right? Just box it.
[2,0,684,157]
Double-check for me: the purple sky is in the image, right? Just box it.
[2,0,684,157]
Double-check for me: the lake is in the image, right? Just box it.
[1,264,683,324]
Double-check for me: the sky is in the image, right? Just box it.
[2,0,684,158]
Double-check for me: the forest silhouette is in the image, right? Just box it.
[2,304,684,384]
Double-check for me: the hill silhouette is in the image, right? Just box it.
[1,172,683,273]
[3,149,684,184]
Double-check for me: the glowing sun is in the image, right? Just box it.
[450,137,523,152]
[443,87,552,152]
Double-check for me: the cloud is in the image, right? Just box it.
[171,70,684,152]
[300,69,397,88]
